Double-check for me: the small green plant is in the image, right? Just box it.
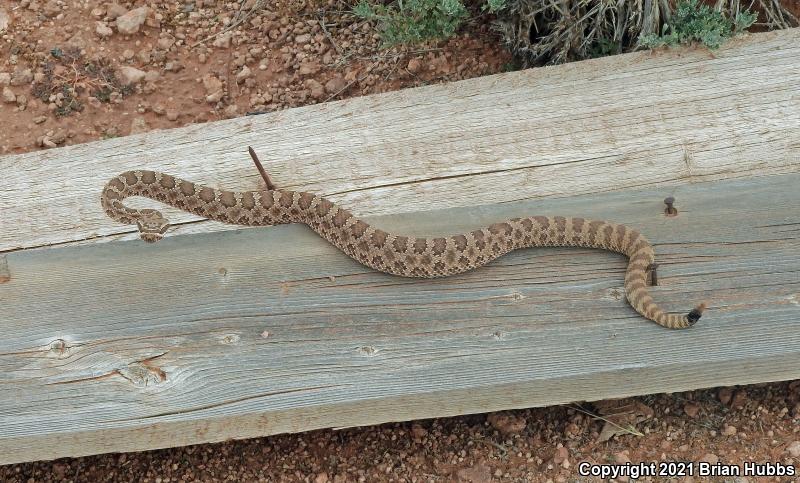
[354,0,507,46]
[639,0,756,49]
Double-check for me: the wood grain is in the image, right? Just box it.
[1,173,799,464]
[1,29,799,253]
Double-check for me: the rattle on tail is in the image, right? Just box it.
[101,169,706,329]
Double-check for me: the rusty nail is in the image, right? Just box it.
[247,146,276,191]
[664,196,677,216]
[648,263,659,286]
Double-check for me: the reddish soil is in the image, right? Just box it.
[1,1,798,482]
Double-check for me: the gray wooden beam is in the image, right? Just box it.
[1,173,798,464]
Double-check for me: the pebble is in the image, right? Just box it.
[718,387,733,405]
[314,473,329,483]
[324,76,347,94]
[129,117,149,134]
[411,423,428,440]
[212,32,232,48]
[116,6,149,35]
[2,86,15,103]
[700,453,719,465]
[684,403,700,418]
[552,446,568,465]
[788,441,800,458]
[144,71,160,83]
[305,79,324,100]
[487,412,527,435]
[118,66,146,86]
[722,425,737,436]
[122,49,135,60]
[96,21,113,38]
[33,115,47,124]
[0,72,9,86]
[0,8,10,32]
[10,68,33,86]
[456,463,492,483]
[236,65,252,83]
[731,390,748,409]
[106,3,128,20]
[223,104,239,118]
[407,57,422,74]
[166,110,179,121]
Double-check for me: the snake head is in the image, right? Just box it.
[136,217,170,243]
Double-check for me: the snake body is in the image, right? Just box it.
[101,170,705,329]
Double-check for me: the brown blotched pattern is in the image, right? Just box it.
[101,170,705,329]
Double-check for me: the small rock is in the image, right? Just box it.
[144,71,160,83]
[206,91,224,103]
[67,31,88,49]
[223,104,238,118]
[212,32,232,48]
[306,79,324,100]
[407,57,422,74]
[0,8,10,32]
[116,6,149,35]
[91,7,104,18]
[487,412,527,435]
[614,451,631,464]
[129,117,149,134]
[787,441,800,458]
[294,33,311,44]
[33,115,48,124]
[298,63,319,75]
[718,387,733,405]
[722,425,737,436]
[40,136,58,148]
[118,66,146,86]
[701,453,719,465]
[0,72,9,86]
[106,3,128,20]
[87,96,102,108]
[325,76,347,95]
[164,61,183,73]
[553,446,569,465]
[15,94,27,109]
[10,68,34,86]
[166,110,179,121]
[456,464,492,483]
[157,36,175,50]
[202,73,223,94]
[731,390,748,409]
[2,86,16,103]
[684,403,700,418]
[314,473,329,483]
[411,423,428,439]
[95,21,113,37]
[137,50,152,64]
[43,0,61,18]
[122,49,135,60]
[236,65,252,83]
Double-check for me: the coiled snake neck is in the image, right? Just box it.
[102,170,706,329]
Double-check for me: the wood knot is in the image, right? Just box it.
[48,338,72,357]
[357,346,378,356]
[220,334,240,345]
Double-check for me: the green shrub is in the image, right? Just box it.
[354,0,507,46]
[639,0,756,49]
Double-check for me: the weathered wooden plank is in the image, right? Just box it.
[1,173,798,464]
[1,29,798,252]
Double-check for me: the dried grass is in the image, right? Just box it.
[493,0,798,65]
